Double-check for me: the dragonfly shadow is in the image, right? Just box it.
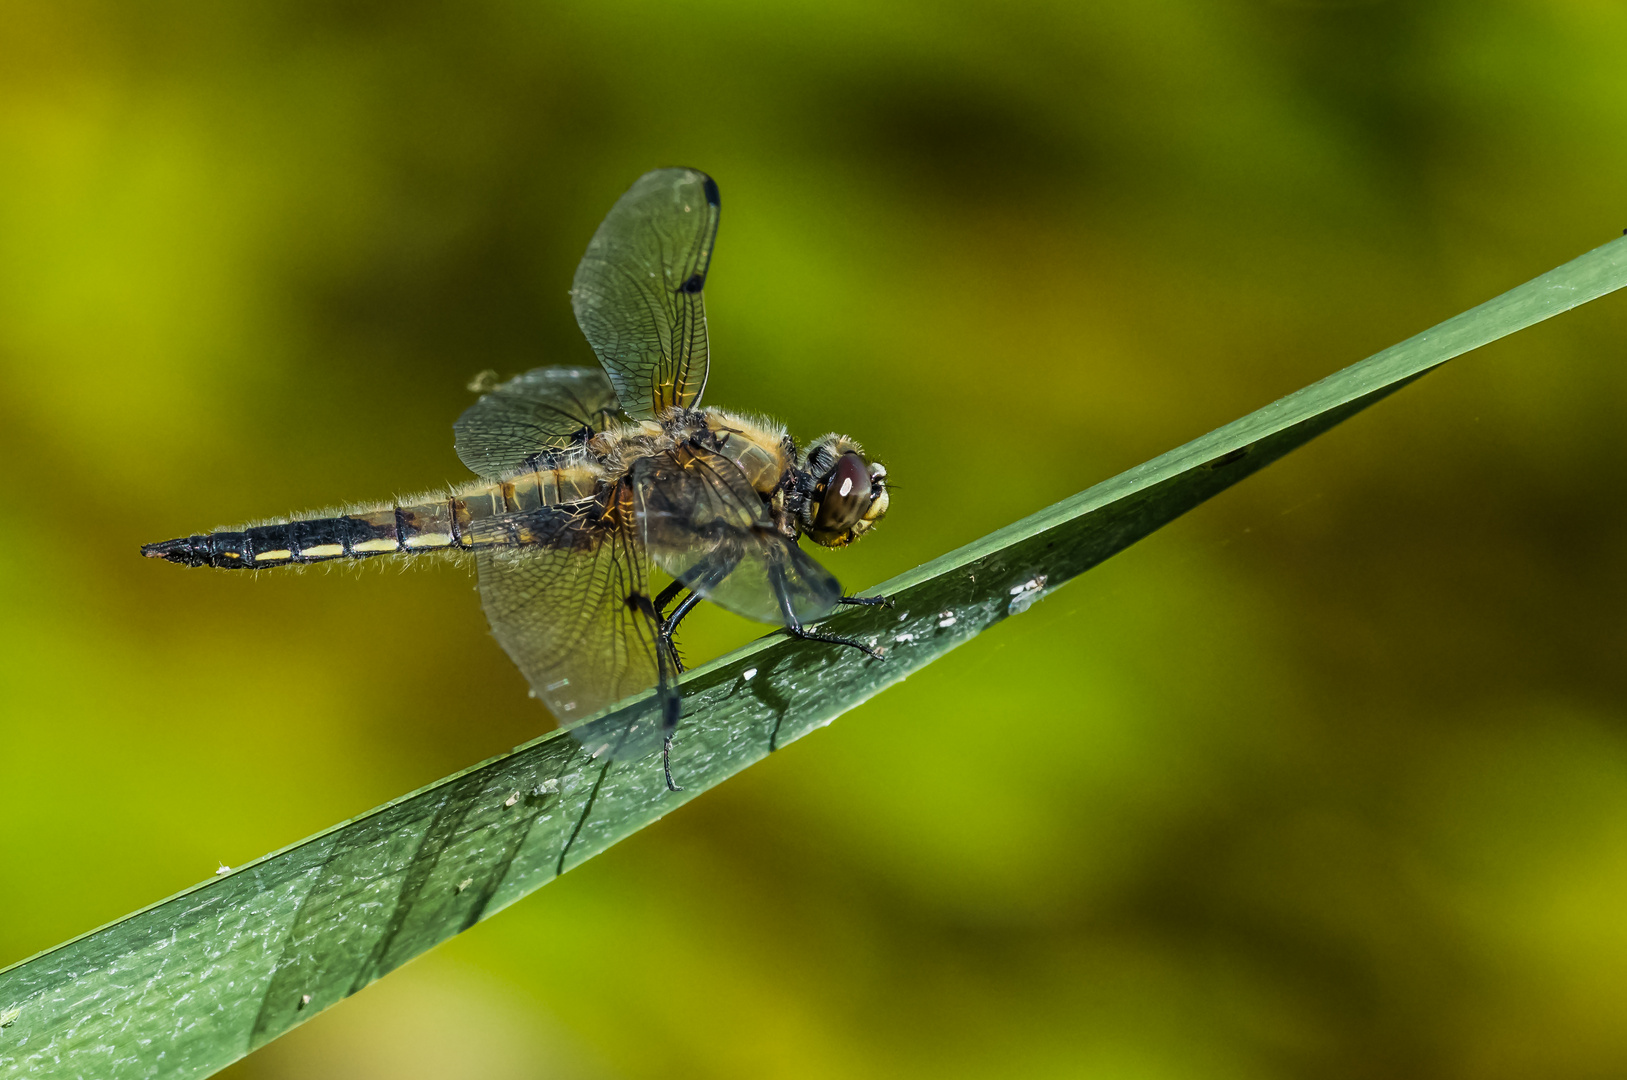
[707,659,795,753]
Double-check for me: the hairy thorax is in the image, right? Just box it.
[574,407,792,499]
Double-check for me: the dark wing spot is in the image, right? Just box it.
[679,273,706,294]
[702,175,720,207]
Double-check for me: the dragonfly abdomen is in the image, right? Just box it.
[140,501,450,569]
[142,465,607,569]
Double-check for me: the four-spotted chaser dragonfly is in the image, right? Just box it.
[143,168,891,790]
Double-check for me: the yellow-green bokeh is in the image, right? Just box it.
[4,2,1627,1077]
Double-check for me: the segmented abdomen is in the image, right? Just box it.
[141,465,603,569]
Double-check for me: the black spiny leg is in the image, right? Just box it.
[784,622,887,660]
[631,591,685,792]
[656,645,683,792]
[659,589,704,675]
[772,573,887,661]
[654,578,687,620]
[649,555,742,790]
[660,732,681,793]
[655,589,706,791]
[837,595,892,608]
[655,550,742,677]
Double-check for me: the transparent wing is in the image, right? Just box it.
[471,496,664,748]
[633,447,842,625]
[570,168,719,420]
[454,366,621,480]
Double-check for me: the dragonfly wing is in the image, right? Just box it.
[454,366,621,480]
[633,447,842,626]
[571,168,719,420]
[472,498,663,745]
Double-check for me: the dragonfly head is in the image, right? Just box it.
[800,434,889,548]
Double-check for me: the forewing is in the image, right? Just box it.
[633,448,842,625]
[570,168,719,419]
[472,500,661,737]
[454,366,621,480]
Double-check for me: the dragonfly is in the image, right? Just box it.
[143,167,891,790]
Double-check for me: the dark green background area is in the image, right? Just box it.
[3,2,1626,1077]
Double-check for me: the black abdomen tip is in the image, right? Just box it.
[143,534,249,568]
[142,537,207,567]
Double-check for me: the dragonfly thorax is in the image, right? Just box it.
[584,408,888,549]
[581,407,792,500]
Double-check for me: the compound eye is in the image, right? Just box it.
[814,452,872,534]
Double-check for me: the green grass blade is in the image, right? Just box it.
[3,234,1624,1079]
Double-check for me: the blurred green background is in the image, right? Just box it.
[4,1,1627,1077]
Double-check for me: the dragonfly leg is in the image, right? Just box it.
[654,578,687,620]
[652,553,742,791]
[836,594,891,608]
[632,590,685,792]
[655,549,741,674]
[655,621,684,792]
[662,735,679,792]
[768,567,886,661]
[658,589,704,675]
[783,622,886,661]
[654,644,683,792]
